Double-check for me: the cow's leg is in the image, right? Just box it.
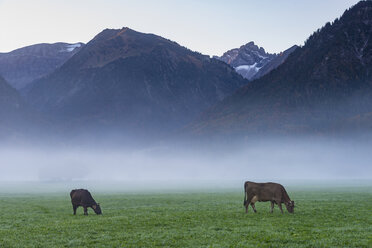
[270,201,274,213]
[250,195,258,213]
[245,199,250,213]
[245,194,254,213]
[250,203,257,213]
[72,204,78,215]
[277,202,283,213]
[83,206,88,215]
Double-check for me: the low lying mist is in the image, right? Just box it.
[0,135,371,193]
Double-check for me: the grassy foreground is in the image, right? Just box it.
[0,188,371,247]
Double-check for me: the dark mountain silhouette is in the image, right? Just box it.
[0,75,29,135]
[252,45,298,80]
[26,28,247,134]
[0,75,23,113]
[0,42,83,89]
[192,1,372,135]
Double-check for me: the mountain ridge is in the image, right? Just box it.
[0,42,83,89]
[25,27,248,135]
[191,1,372,136]
[215,42,297,80]
[215,41,276,80]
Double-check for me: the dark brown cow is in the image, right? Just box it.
[243,181,295,213]
[70,189,102,215]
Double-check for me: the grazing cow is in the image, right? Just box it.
[243,181,295,213]
[70,189,102,215]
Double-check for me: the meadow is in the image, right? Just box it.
[0,185,371,247]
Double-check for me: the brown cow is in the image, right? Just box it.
[70,189,102,215]
[243,181,295,213]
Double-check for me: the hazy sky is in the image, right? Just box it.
[0,0,360,55]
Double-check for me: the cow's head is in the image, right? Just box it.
[92,203,102,215]
[285,201,295,213]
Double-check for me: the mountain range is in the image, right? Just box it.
[24,28,247,134]
[192,1,372,136]
[0,1,371,140]
[215,42,297,80]
[0,42,83,89]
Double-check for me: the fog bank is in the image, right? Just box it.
[0,137,371,187]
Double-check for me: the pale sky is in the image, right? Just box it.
[0,0,360,55]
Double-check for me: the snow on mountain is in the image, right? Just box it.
[235,63,261,79]
[63,43,83,52]
[193,1,372,135]
[0,42,84,89]
[252,45,298,80]
[25,27,247,135]
[215,42,276,80]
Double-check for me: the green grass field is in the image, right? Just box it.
[0,187,371,247]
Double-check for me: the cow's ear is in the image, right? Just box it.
[292,201,295,205]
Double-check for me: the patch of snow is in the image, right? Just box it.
[253,51,268,59]
[235,63,263,80]
[63,43,82,52]
[235,63,260,72]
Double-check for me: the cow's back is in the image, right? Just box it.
[70,189,95,206]
[244,181,287,202]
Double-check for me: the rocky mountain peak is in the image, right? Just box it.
[25,27,247,135]
[192,0,372,135]
[215,41,276,80]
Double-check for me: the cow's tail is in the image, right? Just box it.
[243,182,248,206]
